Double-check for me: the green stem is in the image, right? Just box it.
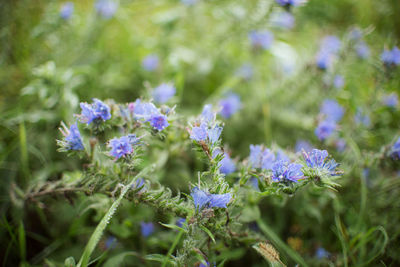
[161,230,184,267]
[77,165,153,267]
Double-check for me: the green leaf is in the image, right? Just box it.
[159,222,187,233]
[145,254,176,266]
[18,222,26,262]
[103,252,139,267]
[200,225,216,243]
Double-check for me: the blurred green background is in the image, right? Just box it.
[1,0,400,266]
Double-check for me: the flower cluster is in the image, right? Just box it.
[315,99,344,141]
[107,134,140,159]
[191,187,232,210]
[131,99,169,131]
[303,149,340,177]
[189,104,223,145]
[78,98,111,125]
[272,161,303,182]
[315,35,341,70]
[218,93,241,119]
[58,122,84,151]
[381,46,400,66]
[152,83,176,104]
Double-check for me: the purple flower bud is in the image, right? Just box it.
[140,222,154,237]
[152,83,176,104]
[60,123,84,151]
[191,187,232,210]
[207,125,223,144]
[108,135,136,159]
[248,30,274,50]
[60,2,74,20]
[315,247,330,259]
[142,54,159,71]
[190,123,208,142]
[148,114,169,131]
[219,93,241,119]
[78,99,111,124]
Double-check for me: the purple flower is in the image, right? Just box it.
[78,99,111,124]
[142,54,159,71]
[355,42,370,59]
[320,35,341,54]
[148,114,169,131]
[132,99,159,120]
[275,0,303,7]
[248,30,274,50]
[108,136,136,159]
[249,145,264,168]
[295,140,313,153]
[383,93,398,108]
[381,46,400,66]
[276,150,290,163]
[335,138,346,152]
[60,122,84,151]
[236,63,254,80]
[303,149,339,176]
[60,2,74,20]
[261,149,276,170]
[219,153,236,174]
[201,104,215,123]
[140,222,154,237]
[219,93,241,119]
[333,75,344,89]
[270,12,295,29]
[95,0,118,19]
[391,137,400,159]
[272,160,303,182]
[176,218,186,227]
[152,83,176,104]
[315,247,330,259]
[191,187,231,210]
[316,50,334,70]
[315,120,337,141]
[190,123,208,142]
[354,108,371,127]
[320,99,344,122]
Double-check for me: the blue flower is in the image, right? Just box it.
[320,35,341,54]
[148,114,169,131]
[60,122,84,151]
[190,123,208,142]
[381,46,400,66]
[201,104,215,123]
[249,145,264,168]
[275,0,303,7]
[78,99,111,124]
[191,187,231,210]
[355,42,370,59]
[219,93,241,119]
[219,153,236,175]
[315,120,337,141]
[108,136,137,159]
[270,11,295,29]
[315,247,330,259]
[295,140,313,153]
[95,0,118,19]
[248,30,274,50]
[60,2,74,20]
[354,108,371,127]
[207,125,223,144]
[176,218,186,227]
[333,75,344,89]
[391,137,400,159]
[320,99,344,122]
[272,161,303,182]
[132,99,159,120]
[261,149,276,170]
[152,83,176,104]
[383,93,398,108]
[140,222,154,237]
[316,50,333,70]
[303,149,339,176]
[142,54,159,71]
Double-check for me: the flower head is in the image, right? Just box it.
[303,149,340,176]
[248,30,274,50]
[78,99,111,124]
[219,93,241,119]
[261,149,276,170]
[315,247,330,259]
[148,114,169,131]
[381,46,400,66]
[320,99,344,122]
[95,0,118,19]
[142,54,159,71]
[219,153,236,175]
[60,2,74,20]
[383,93,398,108]
[249,145,264,168]
[140,222,154,237]
[190,123,208,142]
[315,120,337,141]
[60,122,84,151]
[108,135,137,159]
[201,104,216,124]
[152,83,176,104]
[191,187,231,210]
[132,99,159,120]
[272,161,303,182]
